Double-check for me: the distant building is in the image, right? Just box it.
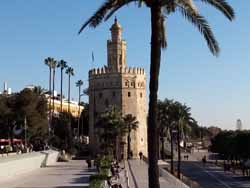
[88,19,147,157]
[236,119,242,130]
[1,81,12,96]
[45,93,84,118]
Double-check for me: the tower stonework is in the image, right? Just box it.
[89,19,147,157]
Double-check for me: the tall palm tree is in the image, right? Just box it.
[44,57,54,135]
[50,59,58,126]
[76,79,83,138]
[123,114,138,159]
[66,67,74,114]
[173,101,193,179]
[57,60,68,113]
[79,1,234,187]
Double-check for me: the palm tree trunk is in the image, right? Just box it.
[49,67,52,136]
[68,75,71,114]
[170,128,174,174]
[52,68,55,130]
[127,127,131,159]
[177,122,181,179]
[77,85,81,139]
[60,68,63,112]
[148,5,161,188]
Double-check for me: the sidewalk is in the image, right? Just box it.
[0,159,95,188]
[127,159,178,188]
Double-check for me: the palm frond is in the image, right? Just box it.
[105,0,140,21]
[177,4,219,56]
[198,0,235,21]
[79,0,138,34]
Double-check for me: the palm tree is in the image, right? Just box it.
[157,99,177,174]
[76,80,83,138]
[79,1,234,187]
[57,60,68,112]
[50,59,58,126]
[174,101,193,179]
[65,67,74,114]
[44,57,54,135]
[123,114,138,159]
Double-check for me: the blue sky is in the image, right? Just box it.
[0,0,249,130]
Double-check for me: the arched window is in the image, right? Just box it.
[131,82,135,88]
[125,80,129,87]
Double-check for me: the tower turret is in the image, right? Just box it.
[107,18,127,71]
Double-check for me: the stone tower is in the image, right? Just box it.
[88,19,147,158]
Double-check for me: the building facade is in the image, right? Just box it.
[89,19,147,157]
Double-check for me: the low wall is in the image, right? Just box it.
[159,167,190,188]
[0,150,59,182]
[143,156,190,188]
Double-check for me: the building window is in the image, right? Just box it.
[99,92,103,99]
[140,93,143,98]
[131,82,135,87]
[128,92,131,97]
[125,81,129,87]
[112,91,116,97]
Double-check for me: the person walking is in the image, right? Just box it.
[139,152,143,160]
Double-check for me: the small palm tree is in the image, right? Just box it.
[79,1,234,187]
[65,67,74,114]
[57,60,68,112]
[76,80,83,138]
[123,114,138,159]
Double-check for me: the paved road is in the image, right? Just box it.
[178,160,250,188]
[0,160,95,188]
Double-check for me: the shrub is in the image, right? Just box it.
[89,174,107,188]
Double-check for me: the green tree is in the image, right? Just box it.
[57,60,68,112]
[96,106,125,159]
[79,1,234,187]
[123,114,138,159]
[65,67,74,114]
[76,80,84,138]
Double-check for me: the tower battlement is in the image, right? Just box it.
[89,66,145,77]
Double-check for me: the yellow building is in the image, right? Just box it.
[46,95,84,117]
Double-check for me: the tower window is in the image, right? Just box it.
[128,92,131,97]
[131,82,135,87]
[125,81,129,87]
[140,93,143,98]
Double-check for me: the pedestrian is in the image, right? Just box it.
[202,156,206,167]
[139,151,143,160]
